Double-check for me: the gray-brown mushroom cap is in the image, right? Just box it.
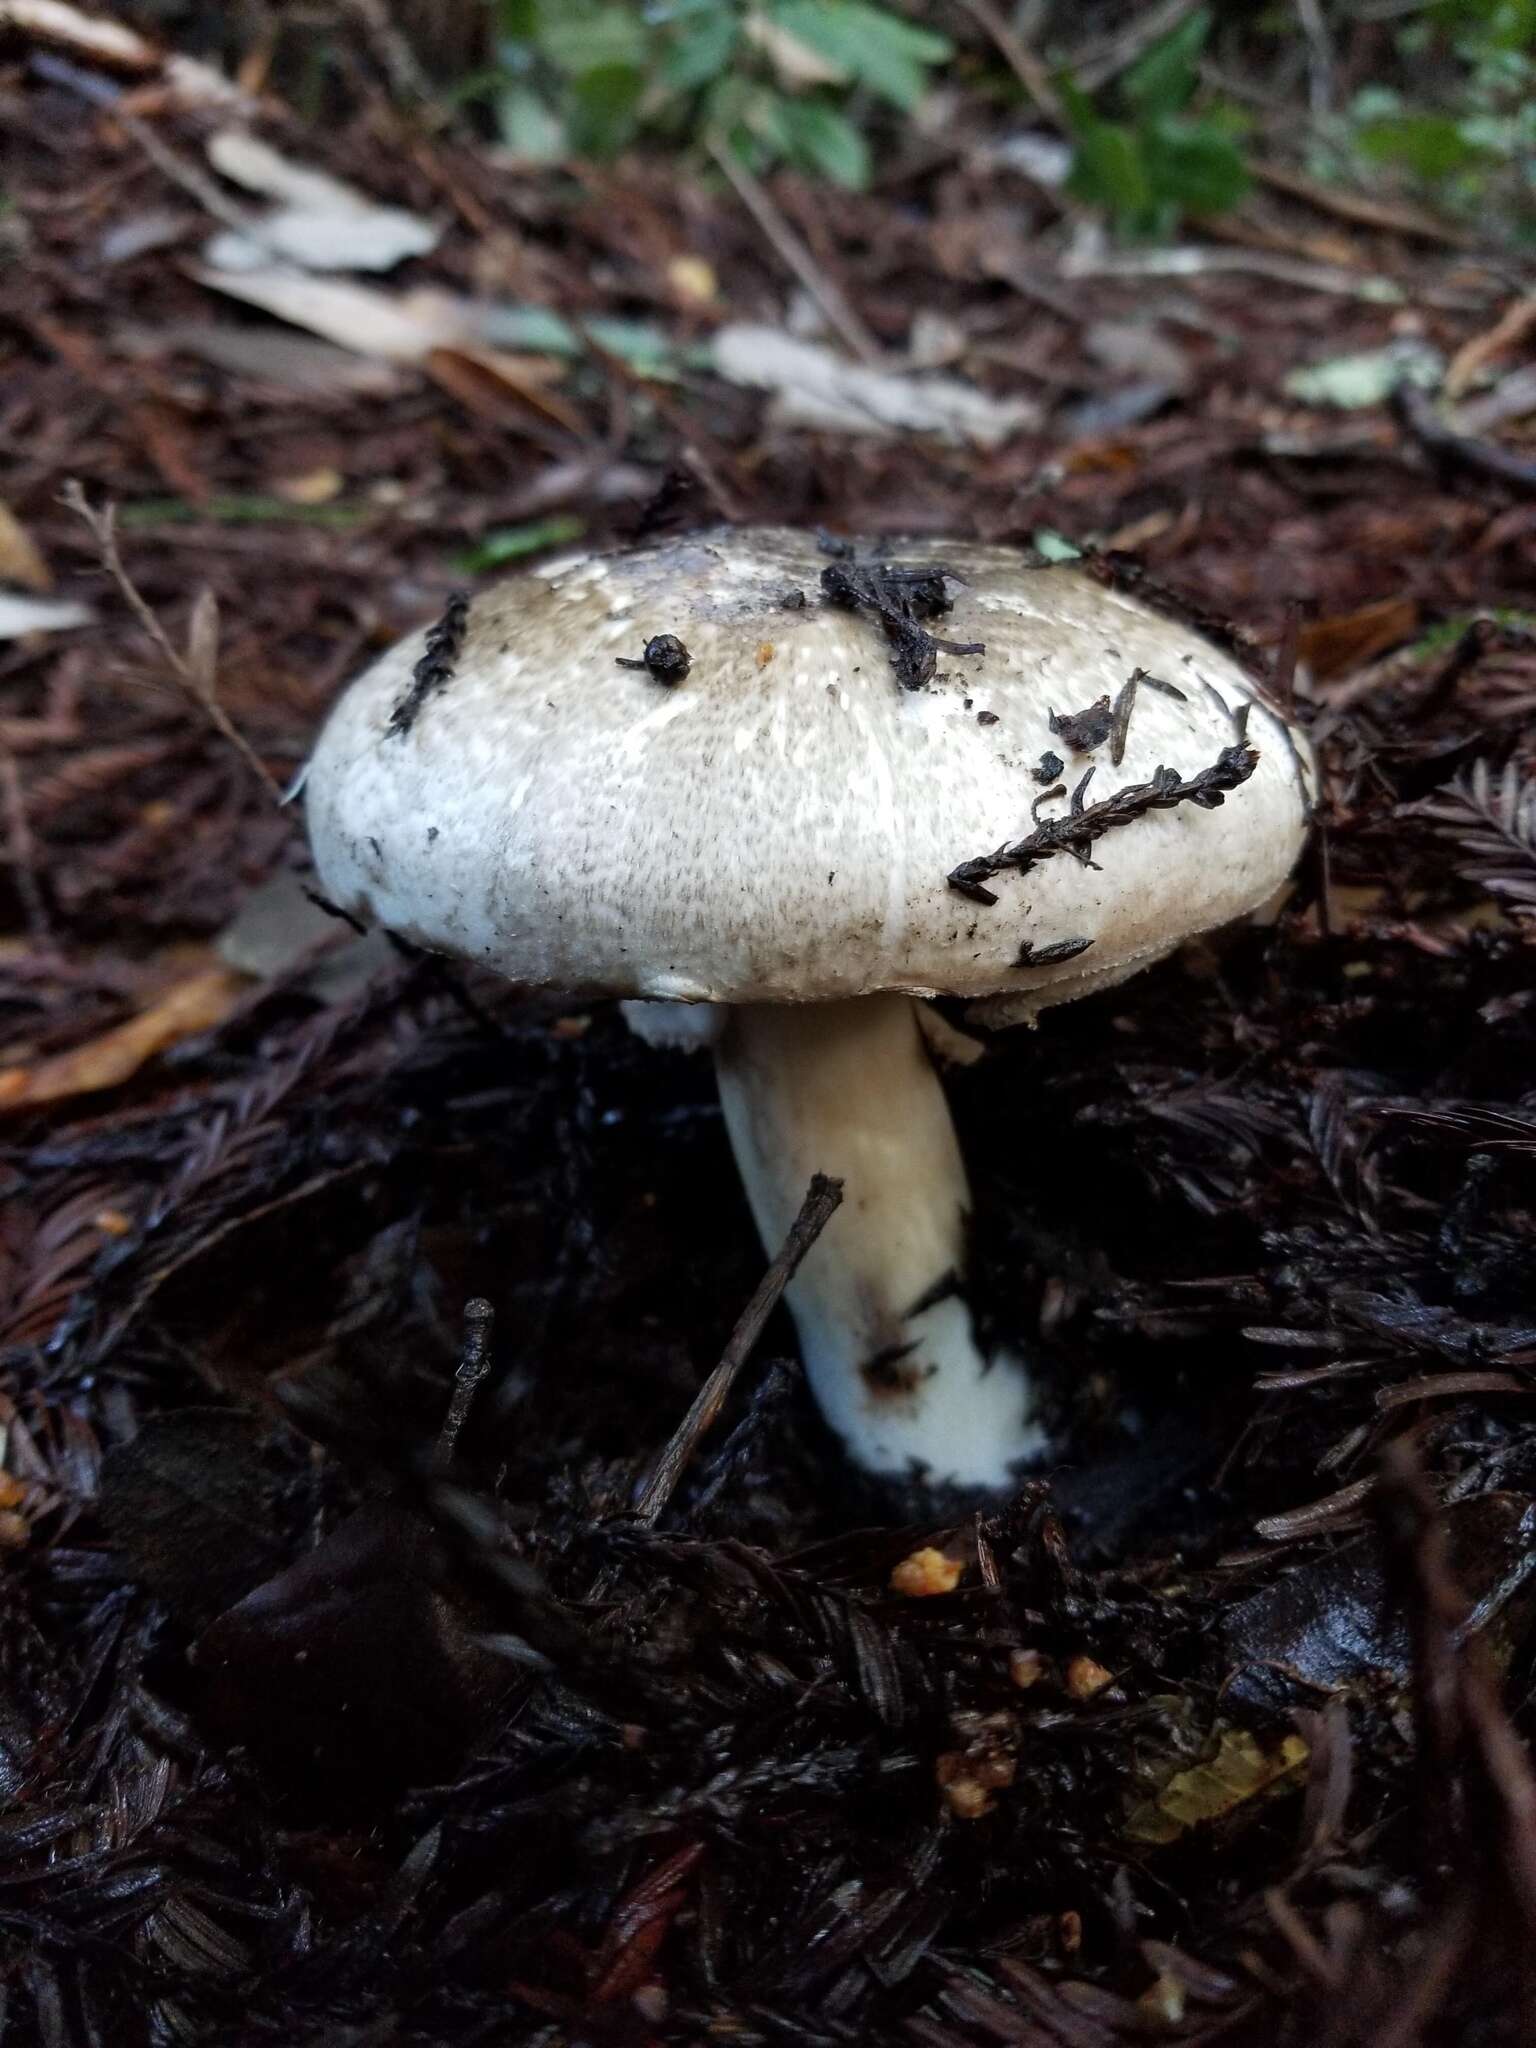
[304,527,1314,1010]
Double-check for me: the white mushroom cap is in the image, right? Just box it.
[305,528,1313,1012]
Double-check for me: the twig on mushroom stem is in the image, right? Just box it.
[706,138,883,367]
[61,481,285,802]
[434,1298,495,1470]
[634,1174,844,1526]
[948,742,1259,903]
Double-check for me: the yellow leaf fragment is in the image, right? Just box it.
[1065,1653,1114,1699]
[1009,1647,1047,1690]
[890,1546,962,1597]
[1125,1727,1310,1846]
[667,255,718,306]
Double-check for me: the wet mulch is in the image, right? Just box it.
[2,42,1536,2048]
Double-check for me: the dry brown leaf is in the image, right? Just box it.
[1298,596,1419,681]
[116,321,408,398]
[1446,294,1536,401]
[192,266,466,361]
[0,504,52,591]
[423,344,585,437]
[0,965,244,1111]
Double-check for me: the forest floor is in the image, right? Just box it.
[2,11,1536,2045]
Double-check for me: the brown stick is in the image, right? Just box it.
[634,1173,844,1525]
[61,481,284,801]
[707,140,883,367]
[1393,381,1536,496]
[951,0,1063,125]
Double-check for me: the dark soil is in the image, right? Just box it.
[2,24,1535,2047]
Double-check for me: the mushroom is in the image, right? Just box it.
[304,529,1314,1489]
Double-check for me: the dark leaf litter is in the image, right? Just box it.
[0,40,1535,2048]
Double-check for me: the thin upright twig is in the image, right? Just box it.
[29,54,265,245]
[951,0,1063,124]
[634,1174,844,1526]
[62,481,285,801]
[341,0,434,105]
[1073,0,1201,93]
[0,742,50,948]
[434,1298,496,1469]
[707,138,883,366]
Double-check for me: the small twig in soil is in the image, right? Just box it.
[1393,381,1536,496]
[0,741,50,947]
[31,55,279,250]
[1273,605,1301,719]
[434,1298,495,1470]
[820,561,983,691]
[62,481,285,802]
[634,1174,843,1526]
[950,0,1063,124]
[341,0,434,104]
[949,742,1259,901]
[707,137,883,367]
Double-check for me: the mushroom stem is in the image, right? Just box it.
[713,993,1043,1487]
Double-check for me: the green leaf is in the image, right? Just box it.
[1356,112,1492,179]
[479,304,676,373]
[495,81,566,159]
[454,516,586,573]
[536,5,646,75]
[773,97,871,186]
[498,0,540,39]
[769,0,952,110]
[1431,0,1536,49]
[116,496,374,531]
[662,8,739,91]
[1121,5,1211,120]
[565,62,645,156]
[1066,118,1155,226]
[1142,116,1251,215]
